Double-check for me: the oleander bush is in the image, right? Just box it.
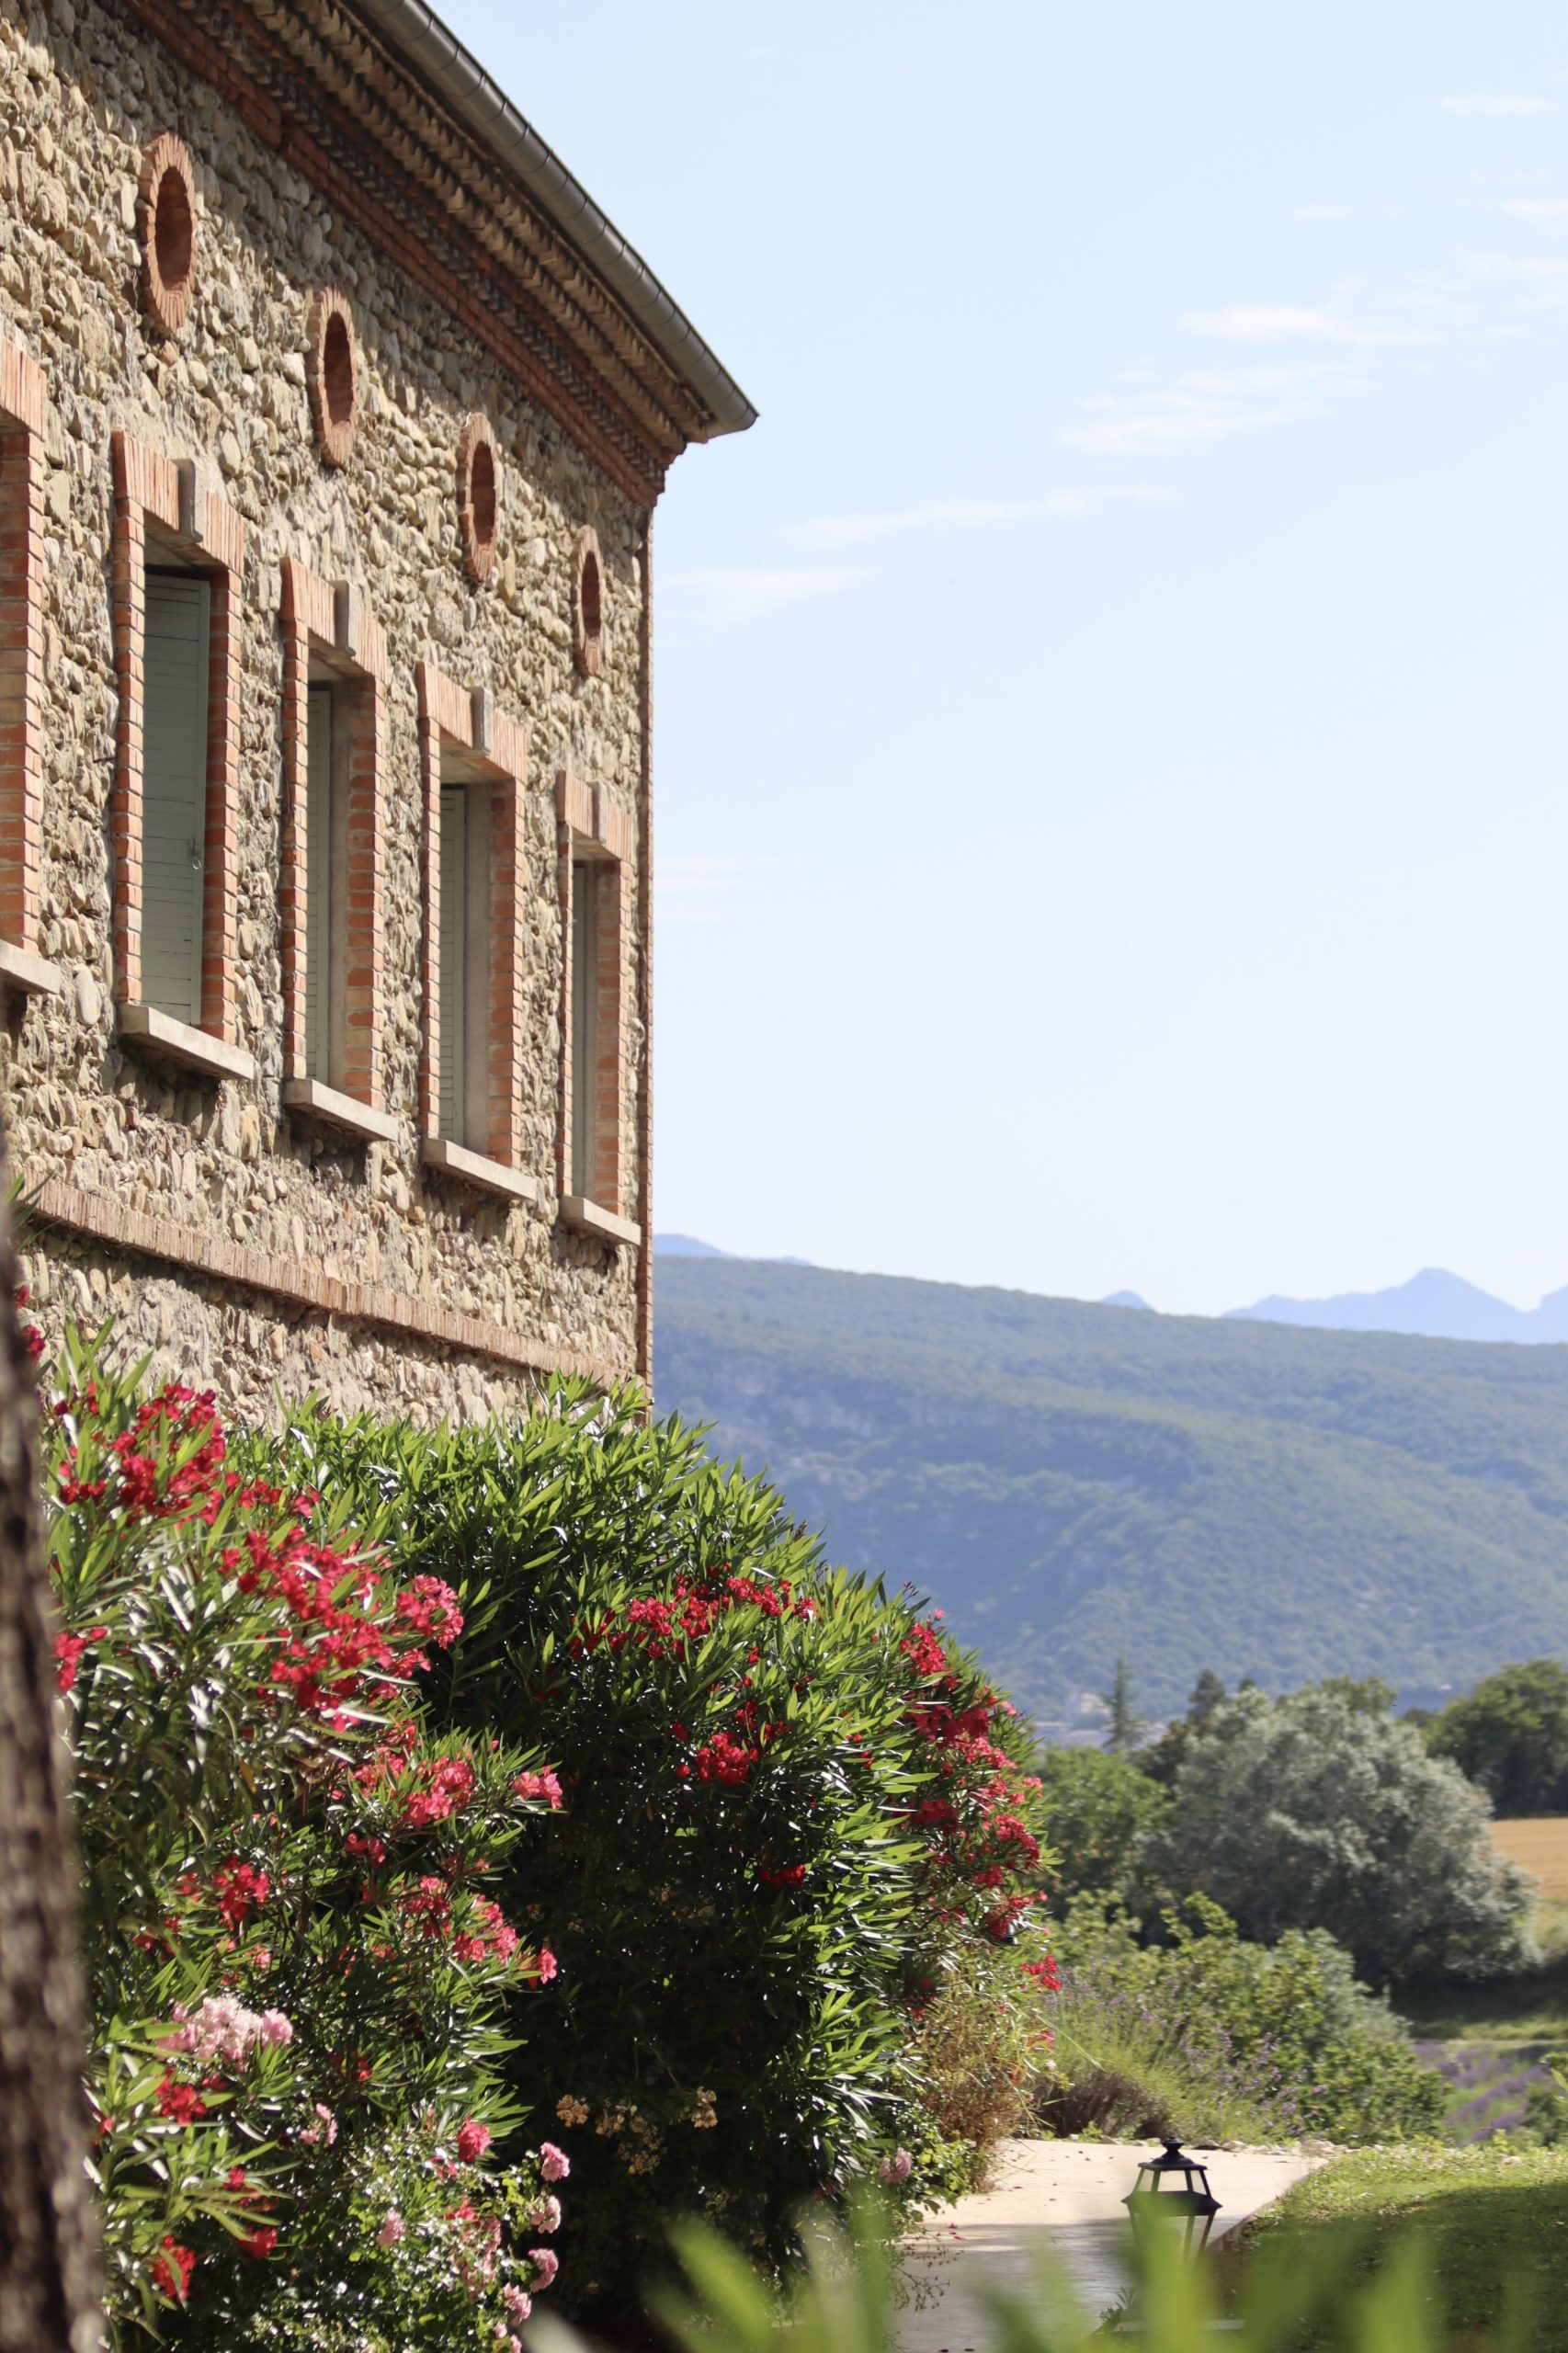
[250,1393,1052,2326]
[40,1325,567,2350]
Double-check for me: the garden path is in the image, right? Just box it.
[897,2140,1323,2348]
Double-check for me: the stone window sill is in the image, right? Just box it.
[421,1135,539,1206]
[561,1195,642,1248]
[0,940,62,997]
[118,1002,256,1084]
[283,1077,398,1147]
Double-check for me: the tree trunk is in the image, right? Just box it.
[0,1210,100,2348]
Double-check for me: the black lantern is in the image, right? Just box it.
[1123,2139,1221,2259]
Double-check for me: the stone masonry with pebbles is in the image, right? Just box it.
[0,0,750,1418]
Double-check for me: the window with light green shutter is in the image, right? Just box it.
[571,858,598,1198]
[142,572,209,1024]
[305,684,334,1080]
[438,785,467,1142]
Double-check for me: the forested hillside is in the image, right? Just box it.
[653,1259,1568,1722]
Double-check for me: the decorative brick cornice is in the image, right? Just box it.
[29,1177,622,1392]
[117,0,716,505]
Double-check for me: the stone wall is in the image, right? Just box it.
[0,0,654,1417]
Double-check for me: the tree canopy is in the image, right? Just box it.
[1426,1658,1568,1816]
[1147,1682,1536,1984]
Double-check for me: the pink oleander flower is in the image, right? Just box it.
[258,2009,293,2046]
[528,2247,559,2288]
[301,2103,338,2147]
[456,2119,491,2164]
[503,2284,533,2325]
[539,2142,570,2183]
[529,2195,562,2234]
[878,2147,914,2186]
[377,2211,405,2247]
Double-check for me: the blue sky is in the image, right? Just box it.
[449,0,1568,1316]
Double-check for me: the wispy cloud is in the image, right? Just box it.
[1185,304,1427,347]
[783,489,1166,550]
[1061,366,1347,460]
[669,567,865,625]
[656,854,799,927]
[1442,93,1553,117]
[1502,198,1568,222]
[1457,251,1568,306]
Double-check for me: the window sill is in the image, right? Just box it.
[0,941,62,998]
[561,1195,642,1248]
[283,1077,398,1147]
[420,1136,539,1206]
[117,1002,256,1084]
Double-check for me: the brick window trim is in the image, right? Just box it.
[278,556,388,1114]
[415,660,529,1177]
[306,288,358,468]
[110,428,245,1045]
[456,412,499,585]
[556,765,637,1237]
[139,132,198,336]
[0,333,51,986]
[573,525,604,678]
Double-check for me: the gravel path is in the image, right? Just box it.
[897,2139,1324,2348]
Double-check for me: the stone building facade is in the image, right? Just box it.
[0,0,752,1419]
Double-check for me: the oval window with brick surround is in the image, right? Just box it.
[457,414,499,585]
[139,133,197,335]
[307,289,358,467]
[574,526,604,677]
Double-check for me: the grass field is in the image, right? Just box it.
[1494,1819,1568,1899]
[1235,2144,1568,2347]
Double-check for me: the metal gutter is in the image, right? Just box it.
[350,0,757,441]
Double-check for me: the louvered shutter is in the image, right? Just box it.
[141,574,209,1024]
[305,684,333,1079]
[571,858,597,1197]
[438,787,467,1142]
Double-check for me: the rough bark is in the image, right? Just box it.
[0,1200,100,2348]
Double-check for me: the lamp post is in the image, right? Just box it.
[1123,2139,1221,2261]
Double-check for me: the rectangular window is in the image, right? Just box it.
[571,857,599,1199]
[304,680,335,1080]
[437,783,467,1141]
[141,570,210,1026]
[437,774,493,1148]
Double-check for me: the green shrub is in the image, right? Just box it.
[40,1326,562,2348]
[1044,1893,1446,2143]
[252,1392,1049,2327]
[1034,1744,1170,1904]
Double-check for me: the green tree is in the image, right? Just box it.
[1139,1668,1228,1788]
[1102,1651,1143,1756]
[1426,1658,1568,1815]
[1034,1745,1169,1904]
[1148,1681,1536,1984]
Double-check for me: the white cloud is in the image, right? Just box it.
[784,489,1165,550]
[1459,251,1568,305]
[669,566,864,625]
[1186,304,1426,347]
[1061,366,1346,460]
[1442,94,1553,116]
[1503,198,1568,222]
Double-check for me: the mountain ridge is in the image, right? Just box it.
[653,1256,1568,1723]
